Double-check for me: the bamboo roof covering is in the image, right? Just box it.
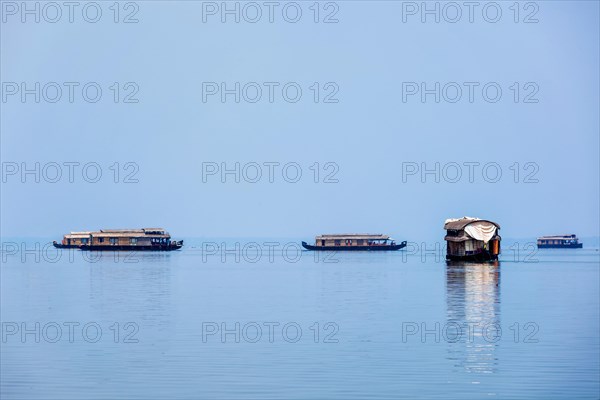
[65,234,91,239]
[443,218,500,231]
[100,229,145,233]
[315,234,390,240]
[63,228,170,239]
[92,232,170,238]
[444,234,501,243]
[537,235,577,239]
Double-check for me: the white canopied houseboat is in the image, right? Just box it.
[444,217,501,262]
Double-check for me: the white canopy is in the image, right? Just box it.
[464,221,498,244]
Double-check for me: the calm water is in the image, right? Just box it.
[1,238,599,399]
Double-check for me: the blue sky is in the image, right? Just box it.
[1,1,599,240]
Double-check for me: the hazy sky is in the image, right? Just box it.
[1,1,599,241]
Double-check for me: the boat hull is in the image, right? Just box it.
[537,243,582,249]
[302,241,407,251]
[52,243,80,249]
[53,242,183,251]
[446,253,498,262]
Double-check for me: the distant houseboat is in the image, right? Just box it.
[444,217,501,262]
[53,228,183,251]
[302,234,407,251]
[537,234,582,248]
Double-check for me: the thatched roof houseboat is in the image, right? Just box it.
[444,218,500,261]
[302,234,406,251]
[54,228,183,251]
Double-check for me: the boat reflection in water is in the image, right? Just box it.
[446,261,500,374]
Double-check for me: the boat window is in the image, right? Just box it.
[98,237,104,243]
[357,239,364,245]
[334,240,341,246]
[130,238,137,245]
[110,238,117,245]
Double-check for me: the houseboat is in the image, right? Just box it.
[537,234,583,248]
[302,234,407,251]
[53,228,183,251]
[444,217,501,262]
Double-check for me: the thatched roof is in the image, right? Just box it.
[100,229,145,233]
[64,228,170,239]
[315,234,390,240]
[444,233,501,242]
[444,217,500,231]
[65,234,91,239]
[93,232,169,238]
[538,234,577,239]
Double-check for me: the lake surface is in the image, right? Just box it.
[1,238,599,399]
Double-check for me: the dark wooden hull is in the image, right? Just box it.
[446,252,498,262]
[537,243,582,249]
[53,242,183,251]
[302,241,407,251]
[52,243,80,249]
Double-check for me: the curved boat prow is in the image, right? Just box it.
[53,241,75,249]
[301,241,315,250]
